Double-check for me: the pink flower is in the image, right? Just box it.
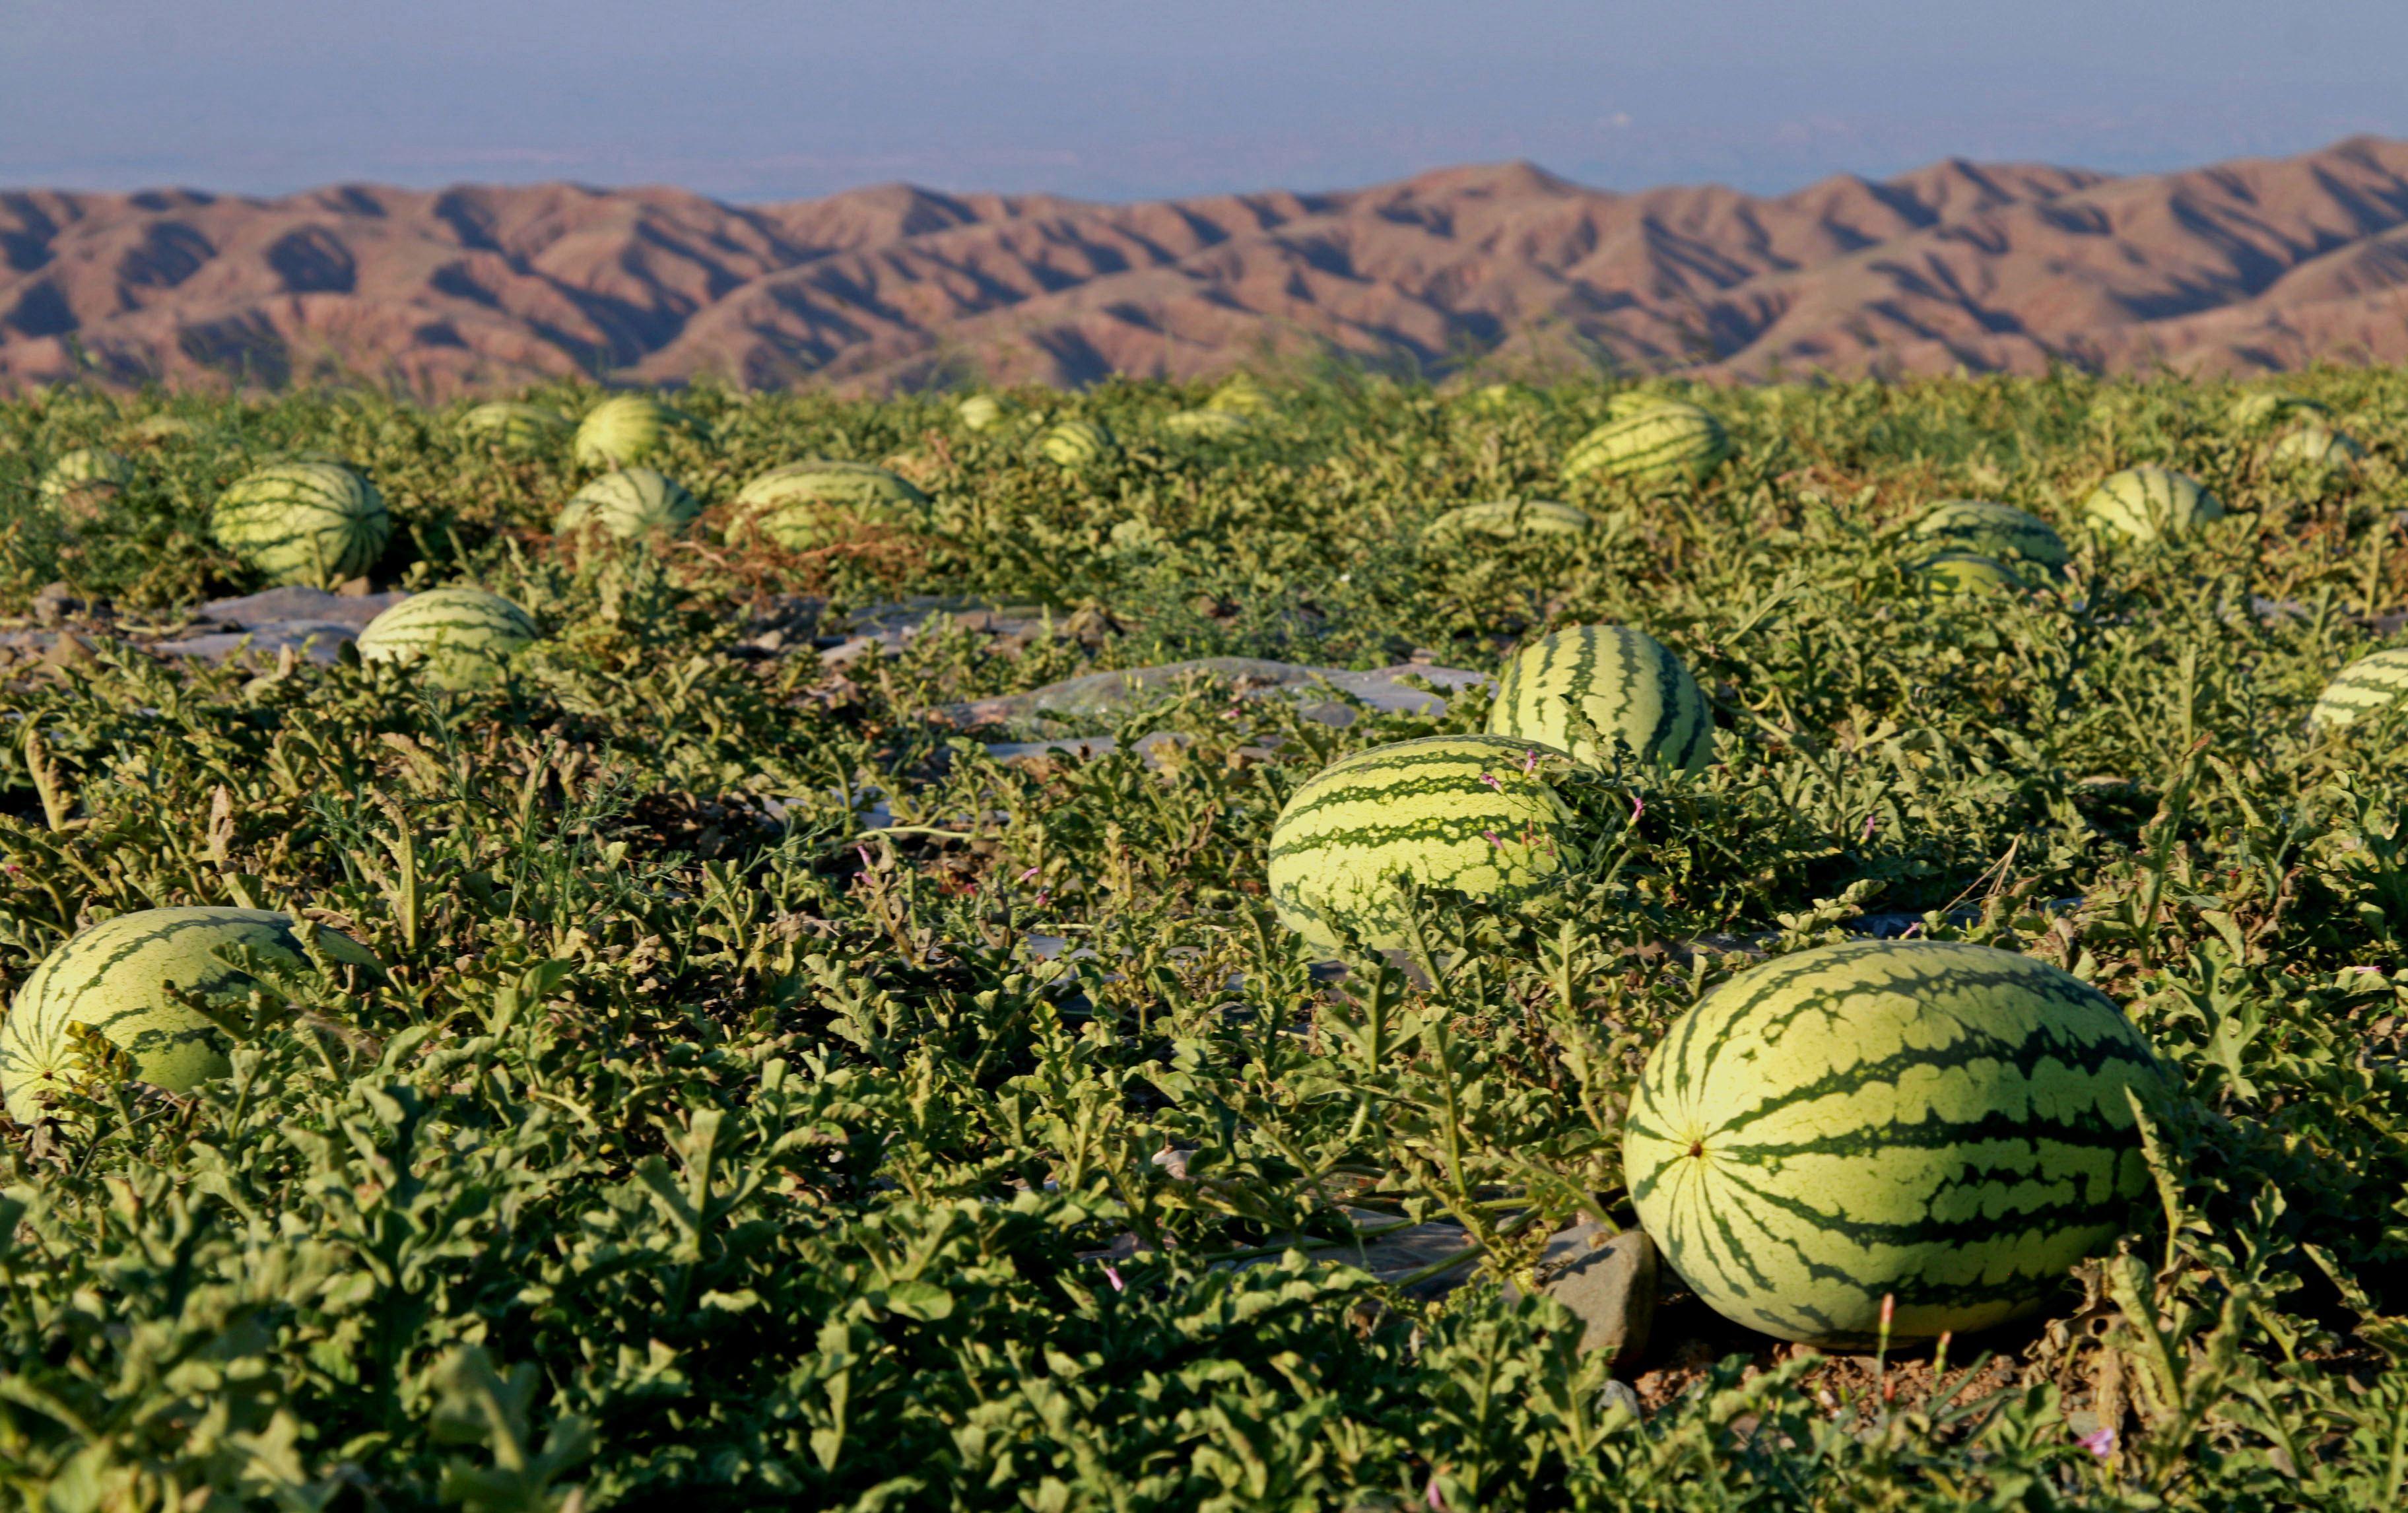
[1101,1263,1124,1293]
[1424,1474,1446,1510]
[1861,813,1879,840]
[1629,793,1645,823]
[1483,830,1504,849]
[1479,772,1501,790]
[1032,890,1050,908]
[2080,1425,2117,1459]
[1018,865,1040,883]
[855,844,875,869]
[1522,750,1539,776]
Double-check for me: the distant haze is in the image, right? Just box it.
[3,1,2407,199]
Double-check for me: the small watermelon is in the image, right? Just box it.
[1908,500,2069,572]
[1465,382,1523,412]
[1267,735,1573,954]
[556,467,700,539]
[956,394,1006,432]
[0,908,380,1124]
[1163,409,1252,439]
[1624,940,2167,1347]
[1487,625,1714,774]
[1426,500,1595,542]
[1564,403,1731,489]
[1917,551,2024,596]
[123,415,199,446]
[574,395,684,467]
[2309,649,2408,730]
[2228,391,2329,430]
[2266,424,2365,471]
[355,588,540,689]
[2082,466,2224,543]
[732,461,929,550]
[1038,419,1119,467]
[1205,373,1277,417]
[460,401,570,450]
[213,461,391,587]
[38,448,135,512]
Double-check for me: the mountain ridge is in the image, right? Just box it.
[9,136,2408,396]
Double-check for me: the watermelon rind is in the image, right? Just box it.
[2228,391,2329,430]
[1908,500,2069,571]
[1917,551,2024,597]
[1624,939,2168,1347]
[0,907,380,1124]
[956,395,1007,432]
[355,587,540,689]
[2081,465,2224,543]
[731,461,929,550]
[1266,735,1573,954]
[1426,500,1595,543]
[1204,373,1277,417]
[38,448,135,510]
[1564,403,1731,489]
[1163,408,1252,439]
[2309,648,2408,730]
[212,461,391,588]
[1486,624,1714,774]
[1037,419,1119,467]
[460,401,571,450]
[573,395,684,467]
[555,467,700,540]
[2265,424,2365,471]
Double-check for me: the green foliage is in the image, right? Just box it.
[0,371,2403,1509]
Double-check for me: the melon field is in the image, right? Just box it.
[0,370,2404,1510]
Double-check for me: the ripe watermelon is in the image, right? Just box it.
[1038,419,1119,467]
[38,448,135,512]
[1425,500,1595,542]
[0,908,380,1124]
[123,415,199,446]
[556,467,700,539]
[1917,551,2024,596]
[956,394,1006,432]
[1267,735,1572,954]
[2228,391,2329,430]
[2266,424,2365,471]
[1205,373,1277,417]
[732,461,928,549]
[460,401,570,450]
[1624,940,2166,1347]
[2309,649,2408,730]
[213,461,391,588]
[355,587,539,689]
[1909,500,2069,572]
[573,395,684,467]
[1163,409,1252,439]
[1487,625,1714,774]
[2082,466,2224,543]
[1564,403,1731,488]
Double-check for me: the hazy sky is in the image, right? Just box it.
[3,1,2405,201]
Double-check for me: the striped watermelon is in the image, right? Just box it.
[1038,419,1119,467]
[460,401,570,450]
[1163,408,1252,439]
[574,395,684,467]
[733,461,929,550]
[556,467,700,539]
[1205,373,1277,417]
[2082,466,2224,543]
[957,394,1006,432]
[355,587,539,689]
[1266,735,1572,954]
[1486,625,1714,774]
[123,415,199,446]
[1426,500,1595,542]
[1624,940,2166,1347]
[0,908,379,1124]
[1909,500,2069,572]
[2267,424,2364,471]
[1917,551,2023,597]
[1564,403,1731,489]
[2308,649,2408,729]
[213,461,391,587]
[1605,389,1686,420]
[2228,391,2329,430]
[38,448,134,512]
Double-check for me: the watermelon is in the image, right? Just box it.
[2266,424,2364,471]
[1908,500,2069,572]
[1624,939,2167,1347]
[574,395,683,467]
[556,467,700,539]
[213,461,391,587]
[0,907,380,1124]
[956,394,1006,432]
[1465,382,1523,412]
[460,401,570,450]
[2228,391,2329,430]
[1487,625,1714,774]
[1917,551,2023,596]
[1163,409,1251,439]
[1564,403,1731,488]
[1605,389,1684,420]
[2082,466,2224,543]
[1266,735,1572,954]
[355,587,539,689]
[1038,419,1118,467]
[123,415,199,446]
[38,448,134,512]
[1205,373,1277,417]
[2308,649,2408,730]
[1426,499,1595,542]
[731,460,928,550]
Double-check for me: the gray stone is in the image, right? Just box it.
[1505,1222,1659,1368]
[942,657,1492,737]
[150,620,364,664]
[189,586,405,632]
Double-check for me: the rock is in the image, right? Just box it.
[189,586,405,632]
[30,583,79,627]
[1599,1379,1644,1421]
[1504,1221,1660,1368]
[941,657,1493,735]
[149,621,367,665]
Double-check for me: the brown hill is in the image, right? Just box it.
[11,136,2408,396]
